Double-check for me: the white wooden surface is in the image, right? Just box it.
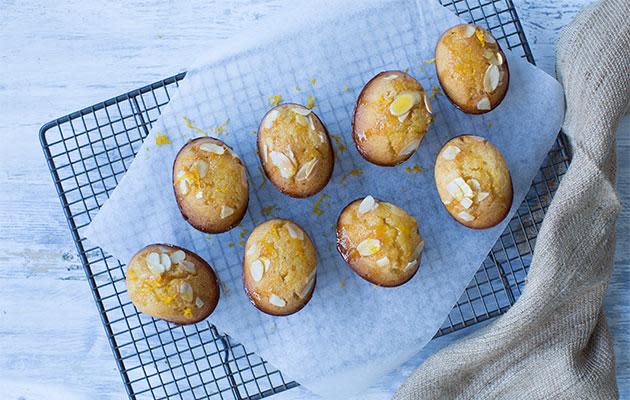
[0,1,627,399]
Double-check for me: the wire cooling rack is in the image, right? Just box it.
[39,0,570,399]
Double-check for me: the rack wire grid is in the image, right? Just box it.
[39,1,570,399]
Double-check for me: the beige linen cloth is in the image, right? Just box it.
[395,0,629,398]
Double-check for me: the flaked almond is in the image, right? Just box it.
[286,223,304,240]
[269,294,286,307]
[179,179,190,195]
[286,145,296,164]
[483,64,500,93]
[357,238,381,257]
[413,240,425,260]
[477,96,491,111]
[171,250,186,264]
[485,31,497,44]
[263,110,279,129]
[176,170,186,178]
[405,259,419,270]
[495,52,504,66]
[376,256,390,267]
[300,271,316,298]
[309,115,316,131]
[423,92,432,114]
[477,192,490,202]
[199,142,225,155]
[261,257,271,272]
[196,160,208,178]
[358,195,378,214]
[399,138,421,157]
[250,259,264,282]
[246,244,257,256]
[220,205,235,219]
[463,24,476,38]
[295,158,319,181]
[460,197,473,209]
[389,91,421,116]
[269,151,296,178]
[442,145,461,160]
[179,282,194,303]
[146,252,164,275]
[195,297,204,308]
[383,73,399,80]
[263,140,272,163]
[195,190,204,200]
[447,177,473,199]
[318,132,326,144]
[467,178,481,191]
[458,211,475,222]
[291,107,311,116]
[457,178,474,198]
[181,260,196,274]
[397,111,410,123]
[160,253,172,271]
[445,180,461,199]
[295,113,308,126]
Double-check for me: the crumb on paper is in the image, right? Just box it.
[222,282,230,297]
[239,228,248,239]
[155,132,171,145]
[330,134,346,153]
[430,86,442,99]
[294,85,301,92]
[182,116,208,136]
[206,235,213,242]
[269,323,276,333]
[238,240,245,247]
[261,204,278,217]
[487,121,493,129]
[423,58,436,65]
[312,194,330,217]
[228,243,235,248]
[404,165,424,174]
[306,93,316,109]
[339,279,345,289]
[311,78,317,86]
[338,168,363,184]
[269,95,282,106]
[251,130,257,136]
[342,85,349,92]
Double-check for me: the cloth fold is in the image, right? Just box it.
[394,0,629,398]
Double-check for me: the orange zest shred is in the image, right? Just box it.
[182,117,208,136]
[430,86,442,99]
[269,95,282,106]
[306,93,316,109]
[338,168,363,184]
[261,204,277,217]
[404,165,424,174]
[475,28,486,47]
[330,134,346,153]
[312,194,329,217]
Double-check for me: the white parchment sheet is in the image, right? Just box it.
[86,0,565,397]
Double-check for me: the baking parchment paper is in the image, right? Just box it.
[85,0,565,397]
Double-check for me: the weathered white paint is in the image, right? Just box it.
[0,0,627,399]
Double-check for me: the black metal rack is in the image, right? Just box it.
[39,0,570,398]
